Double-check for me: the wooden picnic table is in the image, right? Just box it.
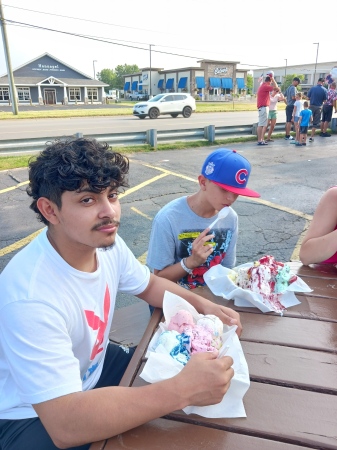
[91,262,337,450]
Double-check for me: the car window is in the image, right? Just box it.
[162,95,173,102]
[149,94,165,102]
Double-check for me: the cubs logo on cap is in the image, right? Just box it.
[201,149,260,198]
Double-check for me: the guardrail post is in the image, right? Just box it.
[204,125,215,143]
[251,123,258,135]
[146,129,157,148]
[331,118,337,132]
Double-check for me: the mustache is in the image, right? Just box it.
[91,220,120,231]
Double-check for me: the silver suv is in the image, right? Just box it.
[133,93,196,119]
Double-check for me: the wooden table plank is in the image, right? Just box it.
[165,382,337,450]
[242,341,337,393]
[103,418,313,450]
[109,301,152,346]
[239,312,337,353]
[288,261,337,278]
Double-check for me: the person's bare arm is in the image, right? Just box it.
[300,187,337,265]
[154,228,214,282]
[34,352,234,448]
[138,273,242,335]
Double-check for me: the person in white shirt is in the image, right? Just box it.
[292,92,304,144]
[264,87,286,142]
[0,138,241,450]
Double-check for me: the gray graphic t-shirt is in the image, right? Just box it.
[147,196,238,289]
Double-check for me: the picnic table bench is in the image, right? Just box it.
[91,262,337,449]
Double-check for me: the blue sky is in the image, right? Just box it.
[0,0,333,78]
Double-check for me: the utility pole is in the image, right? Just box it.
[149,44,153,98]
[0,0,18,115]
[313,42,319,86]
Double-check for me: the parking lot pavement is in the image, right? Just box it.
[0,135,336,307]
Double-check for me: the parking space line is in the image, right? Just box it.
[130,207,152,221]
[119,173,169,199]
[0,181,29,195]
[0,228,44,257]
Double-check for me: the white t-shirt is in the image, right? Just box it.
[0,229,150,419]
[294,100,303,117]
[269,93,282,111]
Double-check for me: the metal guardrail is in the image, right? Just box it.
[0,122,288,154]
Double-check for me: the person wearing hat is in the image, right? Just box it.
[147,149,260,290]
[284,77,301,140]
[307,78,328,142]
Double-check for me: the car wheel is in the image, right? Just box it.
[149,108,159,119]
[138,115,146,119]
[182,106,192,118]
[170,113,178,118]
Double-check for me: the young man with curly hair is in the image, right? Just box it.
[0,138,241,450]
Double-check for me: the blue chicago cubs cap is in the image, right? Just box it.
[201,148,260,198]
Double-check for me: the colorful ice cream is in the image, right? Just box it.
[233,255,297,312]
[158,311,224,364]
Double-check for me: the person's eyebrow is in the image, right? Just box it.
[75,185,118,195]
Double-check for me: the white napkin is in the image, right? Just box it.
[203,263,313,314]
[140,291,250,418]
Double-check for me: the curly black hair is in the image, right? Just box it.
[27,138,129,225]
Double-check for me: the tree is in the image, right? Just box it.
[114,64,140,89]
[281,74,305,92]
[246,74,253,94]
[97,69,116,92]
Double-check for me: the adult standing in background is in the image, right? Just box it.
[284,77,301,140]
[320,81,337,137]
[256,75,279,145]
[307,77,328,142]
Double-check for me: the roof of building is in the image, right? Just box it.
[0,52,108,86]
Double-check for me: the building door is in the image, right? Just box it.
[44,89,56,104]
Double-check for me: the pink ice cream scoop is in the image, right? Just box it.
[190,325,217,354]
[168,310,195,333]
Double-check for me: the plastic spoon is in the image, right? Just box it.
[208,207,230,229]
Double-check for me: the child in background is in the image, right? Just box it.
[264,87,286,142]
[297,101,312,146]
[292,92,303,144]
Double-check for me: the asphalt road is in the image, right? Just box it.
[1,134,336,308]
[0,110,287,141]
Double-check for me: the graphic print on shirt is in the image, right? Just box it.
[83,284,110,381]
[178,228,232,289]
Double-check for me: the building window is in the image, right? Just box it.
[69,88,81,101]
[0,87,9,101]
[87,88,98,101]
[17,87,30,101]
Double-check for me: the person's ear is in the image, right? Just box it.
[36,197,60,225]
[198,175,208,191]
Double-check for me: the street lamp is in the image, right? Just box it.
[149,44,154,98]
[313,43,319,85]
[284,59,287,81]
[93,60,97,80]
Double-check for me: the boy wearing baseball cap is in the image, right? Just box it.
[146,148,260,290]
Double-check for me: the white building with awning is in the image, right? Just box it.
[123,60,249,100]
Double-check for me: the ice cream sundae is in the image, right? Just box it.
[154,310,224,365]
[232,255,297,312]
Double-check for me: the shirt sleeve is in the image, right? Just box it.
[0,301,83,405]
[146,212,177,271]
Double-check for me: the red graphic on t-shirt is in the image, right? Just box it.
[84,284,110,361]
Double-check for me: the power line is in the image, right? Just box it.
[3,4,270,68]
[3,4,172,35]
